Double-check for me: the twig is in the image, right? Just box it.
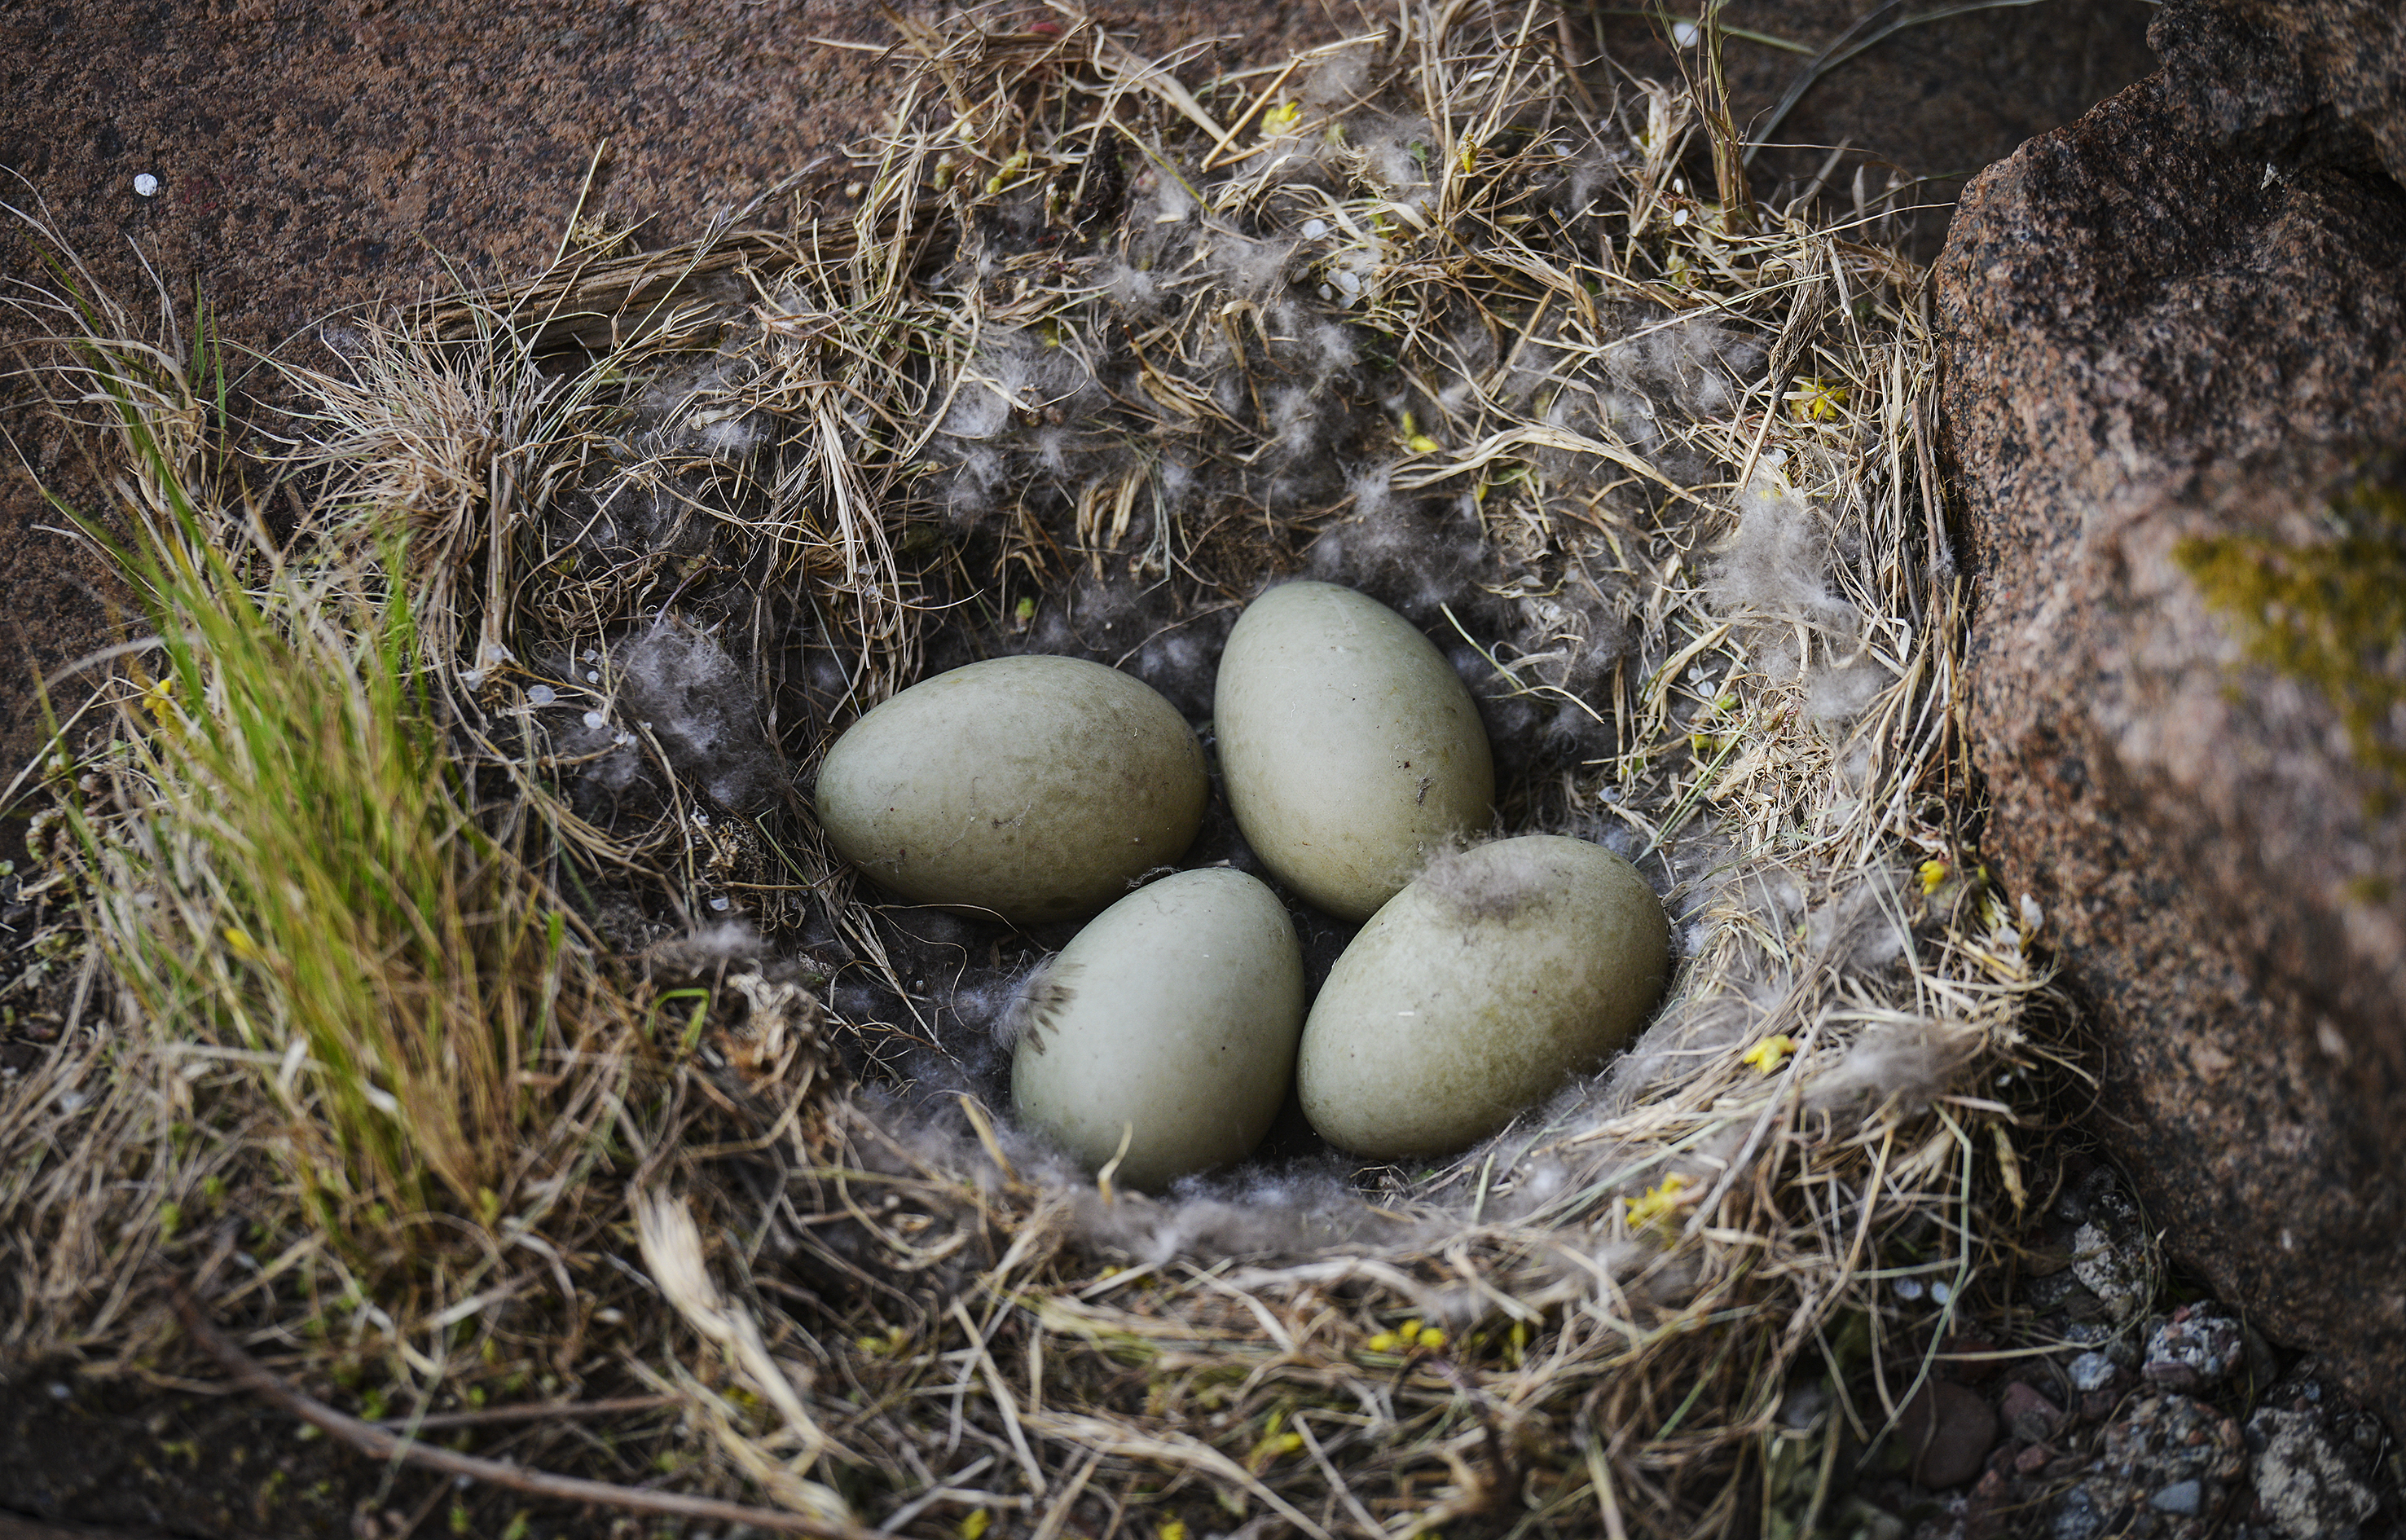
[374,1395,679,1432]
[170,1285,882,1540]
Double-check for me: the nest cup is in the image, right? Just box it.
[7,5,2060,1534]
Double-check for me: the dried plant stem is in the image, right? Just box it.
[169,1285,884,1540]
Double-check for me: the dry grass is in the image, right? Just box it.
[0,7,2071,1537]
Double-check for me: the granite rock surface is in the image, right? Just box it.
[1938,9,2406,1428]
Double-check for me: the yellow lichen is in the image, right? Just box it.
[2175,475,2406,810]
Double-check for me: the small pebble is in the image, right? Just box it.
[1894,1278,1925,1300]
[2053,1485,2101,1540]
[583,711,607,729]
[2069,1220,2148,1321]
[46,1383,69,1401]
[1300,218,1328,239]
[526,684,556,706]
[1317,284,1334,300]
[2069,1351,2118,1392]
[134,173,161,197]
[585,670,601,683]
[1930,1281,1954,1305]
[2016,1443,2053,1475]
[2001,1380,2064,1442]
[1902,1380,1998,1489]
[2143,1306,2243,1392]
[1335,268,1362,294]
[2149,1480,2201,1516]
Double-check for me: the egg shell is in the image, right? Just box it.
[814,655,1207,925]
[1011,868,1305,1189]
[1213,581,1494,920]
[1296,835,1670,1159]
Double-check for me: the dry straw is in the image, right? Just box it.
[2,5,2065,1536]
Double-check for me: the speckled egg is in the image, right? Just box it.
[1296,835,1670,1158]
[1212,581,1493,919]
[1010,868,1305,1189]
[813,655,1207,926]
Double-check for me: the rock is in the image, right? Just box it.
[2052,1394,2245,1539]
[2054,1484,2104,1540]
[1937,0,2406,1426]
[2003,1380,2066,1444]
[1902,1379,2002,1489]
[2144,1307,2245,1393]
[2149,0,2406,187]
[2245,1366,2388,1540]
[2070,1353,2121,1393]
[2069,1221,2151,1323]
[2248,1409,2380,1540]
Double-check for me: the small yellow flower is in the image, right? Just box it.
[961,1509,992,1540]
[1918,858,1950,895]
[1416,1325,1447,1349]
[1623,1173,1689,1234]
[1406,434,1442,455]
[1247,1426,1304,1467]
[1742,1034,1799,1074]
[1457,142,1479,175]
[1160,1525,1189,1540]
[856,1326,911,1356]
[139,675,178,726]
[222,925,262,963]
[1260,101,1302,136]
[1791,377,1850,423]
[1366,1331,1399,1353]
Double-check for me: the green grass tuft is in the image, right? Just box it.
[49,301,609,1239]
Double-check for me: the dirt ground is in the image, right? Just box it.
[0,2,2154,1534]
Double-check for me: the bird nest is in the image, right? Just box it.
[2,6,2061,1537]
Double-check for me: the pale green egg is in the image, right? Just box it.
[1212,582,1494,920]
[1010,868,1305,1189]
[813,655,1207,926]
[1297,835,1670,1158]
